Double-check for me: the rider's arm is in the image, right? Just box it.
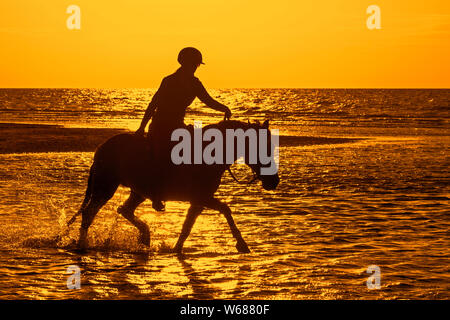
[197,81,232,119]
[136,80,166,134]
[136,101,156,134]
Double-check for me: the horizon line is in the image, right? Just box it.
[0,87,449,90]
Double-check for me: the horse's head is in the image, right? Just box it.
[244,120,280,191]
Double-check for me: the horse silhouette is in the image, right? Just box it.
[67,120,279,253]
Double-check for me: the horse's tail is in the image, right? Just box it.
[67,166,94,226]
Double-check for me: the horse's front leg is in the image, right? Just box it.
[173,204,203,253]
[205,198,251,253]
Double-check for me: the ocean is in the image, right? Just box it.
[0,88,448,299]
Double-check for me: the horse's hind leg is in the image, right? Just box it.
[205,198,250,253]
[173,204,203,253]
[78,175,119,249]
[78,200,105,249]
[117,192,150,246]
[117,191,145,215]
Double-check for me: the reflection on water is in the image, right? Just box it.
[1,88,448,136]
[0,135,448,299]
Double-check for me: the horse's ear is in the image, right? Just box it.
[262,120,269,129]
[247,119,250,125]
[255,120,260,126]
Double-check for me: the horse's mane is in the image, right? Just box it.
[205,119,256,132]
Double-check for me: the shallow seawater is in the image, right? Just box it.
[0,89,449,299]
[0,136,448,299]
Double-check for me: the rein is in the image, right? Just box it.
[227,167,258,185]
[221,116,259,185]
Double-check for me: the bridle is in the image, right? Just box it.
[222,115,260,185]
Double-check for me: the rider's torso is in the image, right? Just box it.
[150,69,201,131]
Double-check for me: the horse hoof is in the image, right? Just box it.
[236,241,251,253]
[76,240,88,252]
[139,234,150,247]
[172,246,183,254]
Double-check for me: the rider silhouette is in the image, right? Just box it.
[136,47,232,211]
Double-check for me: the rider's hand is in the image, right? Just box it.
[224,107,232,120]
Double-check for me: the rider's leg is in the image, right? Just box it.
[147,131,166,212]
[151,167,166,212]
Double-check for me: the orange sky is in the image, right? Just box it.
[1,0,449,88]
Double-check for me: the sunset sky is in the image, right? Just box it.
[1,0,449,88]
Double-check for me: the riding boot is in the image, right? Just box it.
[152,199,165,212]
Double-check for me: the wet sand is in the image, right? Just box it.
[0,123,361,154]
[0,123,127,154]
